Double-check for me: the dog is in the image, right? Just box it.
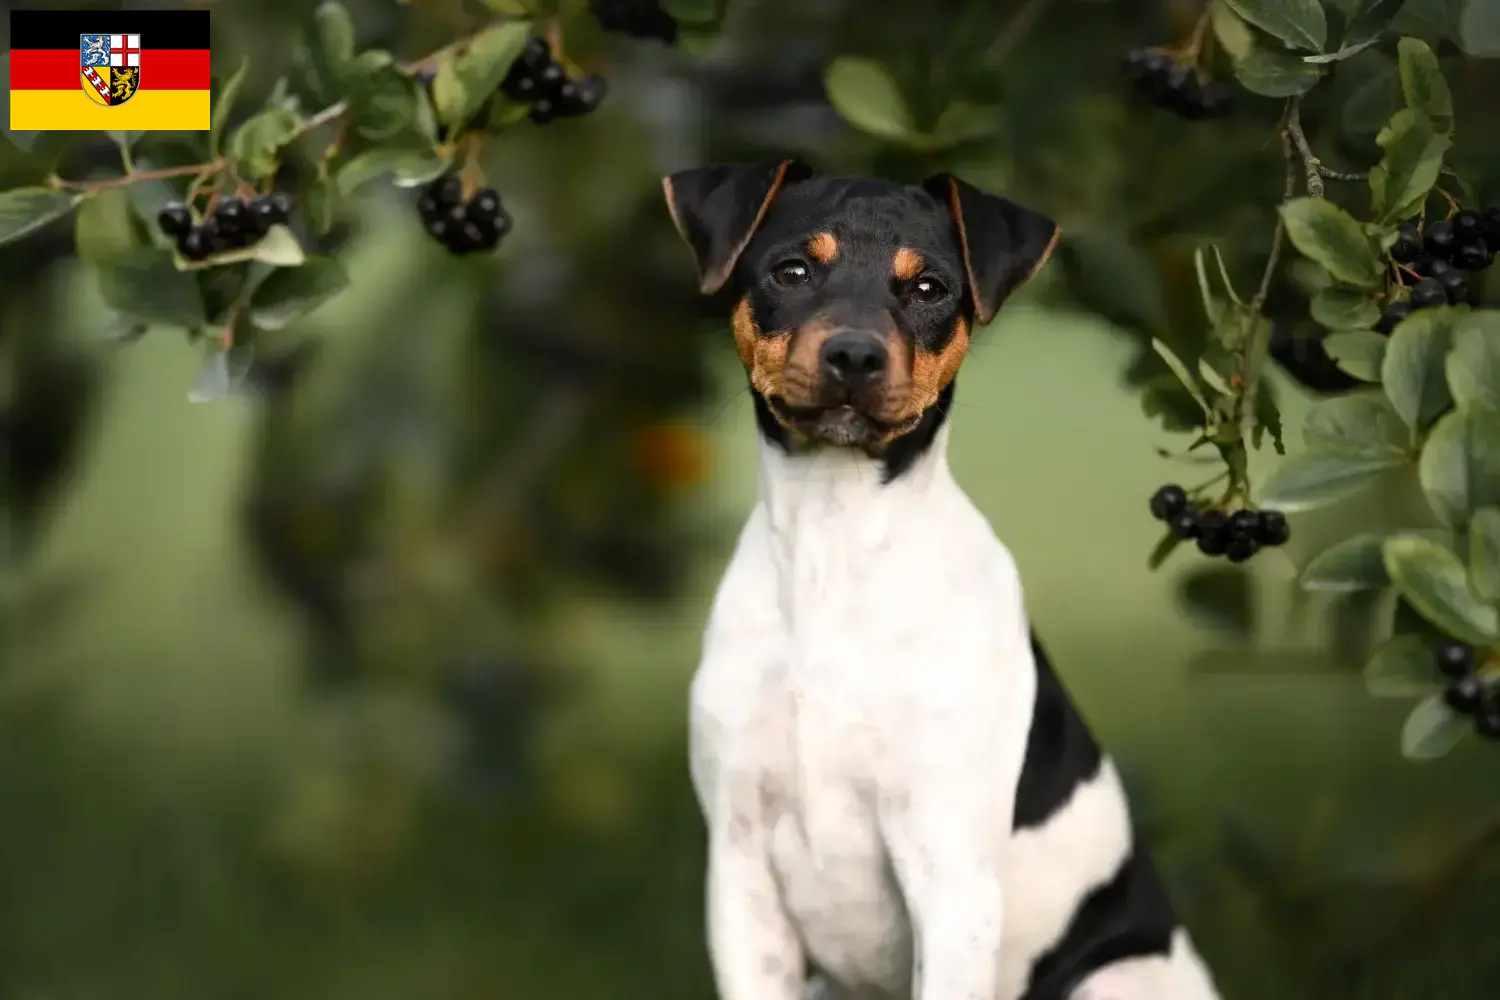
[662,161,1223,1000]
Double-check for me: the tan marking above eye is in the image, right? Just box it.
[807,232,838,264]
[892,248,925,281]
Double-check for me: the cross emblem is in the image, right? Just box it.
[110,34,141,68]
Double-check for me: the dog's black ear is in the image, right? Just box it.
[662,160,813,294]
[921,173,1060,327]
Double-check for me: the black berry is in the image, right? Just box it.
[1435,640,1474,679]
[1149,484,1189,521]
[1121,47,1231,122]
[1375,300,1412,334]
[1421,256,1452,279]
[213,195,247,227]
[179,228,209,261]
[1476,699,1500,740]
[1453,209,1484,239]
[1169,508,1200,539]
[157,203,193,238]
[1445,673,1484,714]
[1196,510,1229,556]
[1485,206,1500,246]
[1227,509,1261,539]
[1454,238,1490,272]
[529,97,557,124]
[1411,277,1447,309]
[1423,219,1456,259]
[1256,509,1289,546]
[1225,535,1259,564]
[1390,223,1422,263]
[1440,268,1469,304]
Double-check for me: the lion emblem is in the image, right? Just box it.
[111,67,139,103]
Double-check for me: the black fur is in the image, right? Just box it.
[1016,635,1176,999]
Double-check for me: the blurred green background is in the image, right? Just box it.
[4,1,1500,998]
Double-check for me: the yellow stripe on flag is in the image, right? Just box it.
[9,88,209,131]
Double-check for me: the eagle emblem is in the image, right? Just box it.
[80,33,141,106]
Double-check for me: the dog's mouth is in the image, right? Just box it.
[768,397,920,448]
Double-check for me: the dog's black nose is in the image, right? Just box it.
[820,331,887,385]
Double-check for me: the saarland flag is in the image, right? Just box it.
[8,9,210,131]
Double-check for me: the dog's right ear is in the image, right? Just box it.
[662,160,812,294]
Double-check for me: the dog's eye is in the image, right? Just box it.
[908,276,947,303]
[771,260,811,287]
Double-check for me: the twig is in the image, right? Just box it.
[1232,101,1299,448]
[986,0,1057,65]
[1317,165,1367,182]
[45,27,489,195]
[1284,98,1324,198]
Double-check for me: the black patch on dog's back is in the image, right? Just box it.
[1013,634,1104,828]
[1019,848,1177,1000]
[1015,634,1177,998]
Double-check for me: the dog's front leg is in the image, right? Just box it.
[705,815,804,1000]
[880,681,1023,1000]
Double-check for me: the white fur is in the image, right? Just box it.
[689,424,1220,1000]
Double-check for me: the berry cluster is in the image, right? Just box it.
[157,193,292,262]
[1149,484,1289,563]
[1379,207,1500,332]
[589,0,679,43]
[501,37,608,125]
[1121,48,1234,121]
[1436,641,1500,739]
[417,173,512,255]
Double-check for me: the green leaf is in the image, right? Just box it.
[1342,0,1408,47]
[335,148,452,195]
[823,57,915,142]
[1401,693,1467,759]
[73,189,144,263]
[432,21,531,130]
[175,224,306,270]
[1235,48,1326,96]
[1304,392,1411,456]
[1396,36,1454,132]
[1382,305,1457,430]
[313,1,357,76]
[1279,198,1382,286]
[1151,338,1212,414]
[1446,311,1500,411]
[1310,288,1381,330]
[1222,0,1328,50]
[1460,0,1500,56]
[188,349,232,404]
[210,57,250,159]
[0,187,80,247]
[1258,451,1405,511]
[249,255,349,329]
[1255,380,1286,454]
[1369,108,1451,223]
[1342,56,1402,134]
[1365,634,1440,698]
[1384,532,1500,645]
[1392,0,1463,43]
[1469,506,1500,602]
[1211,2,1256,62]
[230,106,304,179]
[97,249,206,328]
[308,173,337,235]
[1324,330,1388,381]
[1300,533,1392,592]
[1419,408,1500,528]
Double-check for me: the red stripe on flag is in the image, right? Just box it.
[8,49,211,90]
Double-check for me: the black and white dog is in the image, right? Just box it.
[663,161,1222,1000]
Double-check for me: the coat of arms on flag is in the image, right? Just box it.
[79,33,141,106]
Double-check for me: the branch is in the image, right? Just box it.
[1284,98,1324,198]
[46,28,492,195]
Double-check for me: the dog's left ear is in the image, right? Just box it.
[662,160,813,294]
[921,173,1060,327]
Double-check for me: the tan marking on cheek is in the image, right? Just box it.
[733,296,790,398]
[807,232,838,264]
[892,248,925,281]
[905,317,970,417]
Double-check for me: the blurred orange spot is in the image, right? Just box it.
[632,422,708,491]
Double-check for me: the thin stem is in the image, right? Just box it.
[1284,98,1325,198]
[1232,103,1299,448]
[1179,5,1216,65]
[1317,164,1367,182]
[986,0,1057,65]
[49,159,227,191]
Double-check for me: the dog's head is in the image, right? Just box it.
[662,161,1059,450]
